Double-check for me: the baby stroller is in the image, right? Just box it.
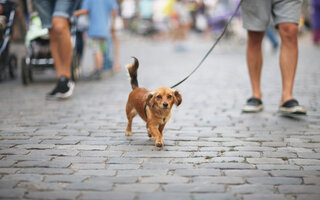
[0,0,18,82]
[21,11,81,85]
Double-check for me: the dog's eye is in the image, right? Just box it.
[167,95,172,99]
[156,95,162,99]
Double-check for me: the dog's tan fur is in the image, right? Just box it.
[125,57,182,147]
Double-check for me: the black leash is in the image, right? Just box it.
[171,0,243,89]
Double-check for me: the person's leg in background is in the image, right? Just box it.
[240,0,270,113]
[246,31,265,101]
[278,23,298,105]
[33,0,80,99]
[265,27,279,49]
[274,0,306,114]
[49,17,72,79]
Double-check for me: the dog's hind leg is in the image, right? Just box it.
[126,107,137,136]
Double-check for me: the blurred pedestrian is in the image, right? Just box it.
[74,0,118,79]
[120,0,136,32]
[311,0,320,45]
[241,0,306,115]
[33,0,80,99]
[265,26,279,50]
[168,0,192,51]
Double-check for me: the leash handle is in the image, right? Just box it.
[171,0,243,89]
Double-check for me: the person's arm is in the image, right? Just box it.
[74,9,89,16]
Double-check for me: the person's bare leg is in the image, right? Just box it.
[278,23,298,105]
[94,51,103,71]
[246,31,265,99]
[112,31,120,72]
[49,17,72,79]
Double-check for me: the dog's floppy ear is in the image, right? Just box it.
[146,92,154,107]
[174,90,182,106]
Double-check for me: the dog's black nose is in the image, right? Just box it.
[163,102,168,108]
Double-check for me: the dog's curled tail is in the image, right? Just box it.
[127,57,139,90]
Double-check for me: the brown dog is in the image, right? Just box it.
[125,57,182,147]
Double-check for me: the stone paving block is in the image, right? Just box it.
[16,181,67,190]
[229,184,274,194]
[26,191,80,200]
[108,164,140,170]
[0,168,19,174]
[256,164,300,170]
[223,151,260,158]
[290,159,320,165]
[80,191,135,200]
[74,169,116,176]
[139,192,191,200]
[19,168,73,175]
[192,193,237,200]
[5,154,53,161]
[15,160,71,168]
[0,188,26,199]
[117,169,168,177]
[163,183,225,193]
[242,194,287,200]
[125,151,191,158]
[80,151,123,157]
[29,149,79,156]
[174,169,221,176]
[223,170,268,177]
[55,145,107,150]
[140,176,189,184]
[246,177,302,185]
[0,180,18,189]
[1,174,43,182]
[246,158,285,164]
[303,166,320,171]
[0,160,15,167]
[71,163,106,169]
[107,157,143,164]
[142,163,193,169]
[270,170,320,177]
[66,182,113,191]
[200,163,255,169]
[15,144,56,150]
[0,148,30,155]
[303,177,320,185]
[44,175,87,183]
[53,156,107,163]
[193,176,244,184]
[296,194,320,200]
[211,156,245,163]
[41,139,80,145]
[114,183,160,192]
[297,152,320,159]
[263,152,297,158]
[85,176,138,184]
[278,185,320,194]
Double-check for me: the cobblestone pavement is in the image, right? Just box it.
[0,34,320,200]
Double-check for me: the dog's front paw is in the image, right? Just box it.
[155,142,163,147]
[125,131,132,136]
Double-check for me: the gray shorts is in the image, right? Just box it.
[32,0,80,29]
[241,0,303,31]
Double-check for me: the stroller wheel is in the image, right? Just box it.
[9,55,18,79]
[21,57,31,85]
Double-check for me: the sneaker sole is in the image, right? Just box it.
[242,105,264,113]
[279,106,307,115]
